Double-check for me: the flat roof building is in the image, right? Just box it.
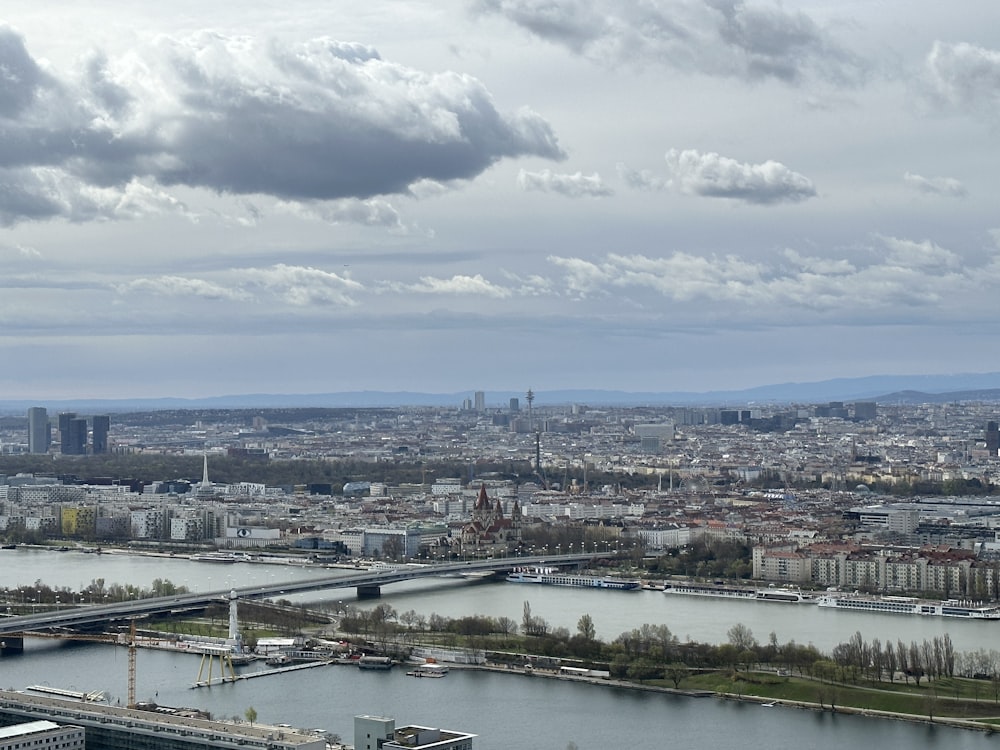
[355,716,475,750]
[0,721,84,750]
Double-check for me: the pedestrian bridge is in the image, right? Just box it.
[0,553,596,651]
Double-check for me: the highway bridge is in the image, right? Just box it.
[0,553,597,650]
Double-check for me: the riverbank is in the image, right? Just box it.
[463,660,1000,734]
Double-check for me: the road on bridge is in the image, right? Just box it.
[0,553,596,637]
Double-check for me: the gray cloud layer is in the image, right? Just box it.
[473,0,865,84]
[0,27,564,225]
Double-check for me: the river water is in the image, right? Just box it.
[2,548,999,749]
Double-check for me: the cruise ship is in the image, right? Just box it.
[663,582,812,603]
[506,567,641,590]
[816,594,1000,619]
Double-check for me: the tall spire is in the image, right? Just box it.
[202,453,210,487]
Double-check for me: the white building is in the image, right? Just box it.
[355,716,474,750]
[0,721,84,750]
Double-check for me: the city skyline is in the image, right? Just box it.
[1,2,999,400]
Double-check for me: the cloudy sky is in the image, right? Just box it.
[1,1,999,400]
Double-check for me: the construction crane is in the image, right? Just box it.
[12,618,139,707]
[127,619,137,709]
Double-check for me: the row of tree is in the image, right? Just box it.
[336,600,1000,696]
[1,577,188,610]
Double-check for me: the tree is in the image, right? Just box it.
[665,663,689,689]
[244,707,257,726]
[577,614,596,642]
[381,536,403,561]
[727,623,757,653]
[496,616,518,642]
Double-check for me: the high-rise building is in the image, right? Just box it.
[854,402,877,421]
[474,391,485,411]
[987,421,1000,455]
[58,412,76,454]
[509,397,519,412]
[27,407,50,454]
[92,415,111,454]
[59,414,87,455]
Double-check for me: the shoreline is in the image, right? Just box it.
[460,661,999,734]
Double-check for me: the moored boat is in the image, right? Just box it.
[357,655,393,670]
[506,566,641,590]
[406,662,448,678]
[816,594,1000,619]
[663,581,812,603]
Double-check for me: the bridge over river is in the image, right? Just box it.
[0,553,594,652]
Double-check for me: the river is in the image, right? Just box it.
[2,548,999,749]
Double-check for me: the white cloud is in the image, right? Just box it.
[399,274,513,298]
[516,168,613,197]
[616,163,669,191]
[924,41,1000,116]
[276,197,406,230]
[545,234,979,320]
[903,172,967,197]
[663,149,816,204]
[782,249,854,275]
[880,235,961,271]
[116,264,364,307]
[117,276,250,301]
[239,264,363,307]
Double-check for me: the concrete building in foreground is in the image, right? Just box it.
[0,721,84,750]
[0,691,325,750]
[354,715,475,750]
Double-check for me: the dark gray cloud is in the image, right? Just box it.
[0,26,53,116]
[0,26,564,224]
[473,0,865,84]
[0,169,64,225]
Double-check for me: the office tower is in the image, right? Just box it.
[854,402,877,421]
[60,415,87,455]
[27,407,50,453]
[720,410,739,425]
[509,397,519,412]
[987,421,1000,455]
[92,415,111,454]
[58,413,76,454]
[474,391,485,411]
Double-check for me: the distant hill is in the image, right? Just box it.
[873,388,1000,405]
[2,372,1000,412]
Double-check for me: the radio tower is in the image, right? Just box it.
[526,388,534,432]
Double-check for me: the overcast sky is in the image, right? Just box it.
[1,1,999,401]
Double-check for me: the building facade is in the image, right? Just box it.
[26,408,50,454]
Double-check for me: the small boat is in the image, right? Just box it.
[357,656,393,670]
[265,654,292,666]
[406,661,449,678]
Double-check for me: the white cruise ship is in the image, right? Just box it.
[663,581,812,603]
[816,594,1000,619]
[506,566,641,590]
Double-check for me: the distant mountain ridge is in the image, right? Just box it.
[3,372,1000,412]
